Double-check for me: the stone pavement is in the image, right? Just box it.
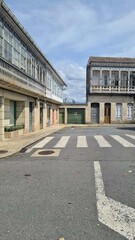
[0,125,65,159]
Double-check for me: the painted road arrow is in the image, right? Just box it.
[94,161,135,240]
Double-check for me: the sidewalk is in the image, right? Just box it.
[0,125,65,159]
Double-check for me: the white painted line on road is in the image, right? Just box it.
[125,134,135,140]
[111,135,135,147]
[94,161,135,240]
[29,137,54,150]
[77,136,88,148]
[54,136,70,148]
[25,147,33,153]
[94,135,112,147]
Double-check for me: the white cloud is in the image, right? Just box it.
[58,63,86,103]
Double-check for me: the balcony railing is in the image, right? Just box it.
[90,85,135,93]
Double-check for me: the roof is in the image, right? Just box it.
[87,56,135,68]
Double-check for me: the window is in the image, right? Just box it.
[0,37,2,56]
[27,52,31,75]
[130,72,135,87]
[116,103,122,119]
[0,20,3,55]
[92,70,100,85]
[112,71,119,87]
[127,103,133,119]
[21,46,26,71]
[4,40,12,62]
[13,48,20,67]
[121,71,128,87]
[102,71,109,86]
[32,58,35,78]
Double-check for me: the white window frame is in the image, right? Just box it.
[127,103,133,120]
[116,103,122,119]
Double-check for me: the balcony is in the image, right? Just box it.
[0,58,45,98]
[90,85,135,94]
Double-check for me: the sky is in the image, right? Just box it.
[4,0,135,103]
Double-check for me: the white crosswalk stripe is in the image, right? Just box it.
[111,135,135,147]
[77,136,88,148]
[94,135,112,147]
[26,137,54,153]
[54,136,70,148]
[125,134,135,140]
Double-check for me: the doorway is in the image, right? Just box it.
[91,103,99,123]
[104,103,111,123]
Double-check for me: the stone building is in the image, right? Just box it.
[86,56,135,124]
[0,1,66,140]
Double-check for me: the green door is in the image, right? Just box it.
[67,108,85,124]
[59,108,65,124]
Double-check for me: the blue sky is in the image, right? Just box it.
[4,0,135,102]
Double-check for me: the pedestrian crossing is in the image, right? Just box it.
[77,136,88,148]
[94,135,112,148]
[54,136,70,148]
[25,134,135,153]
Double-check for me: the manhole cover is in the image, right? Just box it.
[0,150,8,154]
[38,150,55,155]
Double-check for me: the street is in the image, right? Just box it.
[0,126,135,240]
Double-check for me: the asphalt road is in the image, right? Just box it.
[0,125,135,240]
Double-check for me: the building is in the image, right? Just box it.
[59,104,86,124]
[0,0,66,140]
[86,56,135,124]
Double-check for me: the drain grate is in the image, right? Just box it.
[38,150,55,155]
[0,150,8,154]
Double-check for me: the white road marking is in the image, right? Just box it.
[111,135,135,147]
[77,136,88,148]
[25,147,33,153]
[94,135,112,147]
[125,134,135,140]
[54,136,70,148]
[26,137,54,153]
[94,161,135,240]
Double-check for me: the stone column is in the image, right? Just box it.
[0,97,4,141]
[100,69,102,89]
[65,107,67,124]
[100,102,104,124]
[128,70,130,90]
[111,103,116,123]
[119,71,121,90]
[54,109,57,125]
[33,99,40,131]
[57,108,59,124]
[50,108,53,126]
[86,102,91,124]
[122,103,127,123]
[43,102,47,129]
[24,99,29,134]
[109,70,111,86]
